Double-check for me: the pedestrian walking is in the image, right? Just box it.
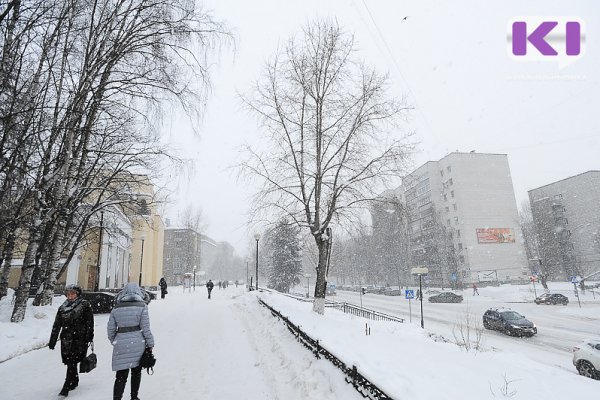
[49,284,94,397]
[158,277,168,299]
[206,279,214,299]
[183,274,192,293]
[472,283,479,296]
[218,280,222,289]
[107,283,155,400]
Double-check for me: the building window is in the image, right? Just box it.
[458,243,463,250]
[457,229,461,238]
[447,219,451,226]
[447,166,452,172]
[449,178,453,185]
[443,194,448,201]
[445,206,450,212]
[454,216,459,224]
[451,191,455,198]
[453,204,457,211]
[459,255,465,263]
[554,194,563,200]
[440,170,444,177]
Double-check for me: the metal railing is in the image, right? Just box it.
[259,299,395,400]
[283,293,404,323]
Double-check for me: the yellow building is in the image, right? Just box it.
[8,175,165,291]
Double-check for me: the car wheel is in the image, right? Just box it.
[546,301,552,305]
[504,327,512,336]
[483,320,491,329]
[577,360,599,379]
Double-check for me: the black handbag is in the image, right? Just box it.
[139,347,156,375]
[79,343,97,373]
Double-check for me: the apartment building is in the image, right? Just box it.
[162,227,217,286]
[395,152,528,285]
[528,171,600,280]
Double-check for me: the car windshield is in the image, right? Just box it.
[501,311,524,320]
[538,293,549,298]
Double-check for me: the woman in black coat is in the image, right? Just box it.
[49,284,94,397]
[159,277,168,299]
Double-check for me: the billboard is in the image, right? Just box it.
[476,228,515,244]
[478,270,498,282]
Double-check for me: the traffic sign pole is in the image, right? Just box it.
[574,283,581,308]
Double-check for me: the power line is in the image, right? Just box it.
[354,0,440,144]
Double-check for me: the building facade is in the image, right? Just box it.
[528,171,600,280]
[388,152,528,285]
[162,228,217,286]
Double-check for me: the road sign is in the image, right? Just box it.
[570,276,579,284]
[411,267,429,275]
[405,289,415,299]
[450,272,457,281]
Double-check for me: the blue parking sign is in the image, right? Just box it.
[405,289,415,299]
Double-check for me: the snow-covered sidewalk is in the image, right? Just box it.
[1,285,598,399]
[0,287,358,399]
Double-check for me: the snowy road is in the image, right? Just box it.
[0,287,360,400]
[334,284,600,366]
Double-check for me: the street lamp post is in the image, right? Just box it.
[411,267,429,329]
[138,235,146,287]
[246,257,249,291]
[94,210,105,292]
[305,274,311,298]
[254,233,260,290]
[193,265,197,291]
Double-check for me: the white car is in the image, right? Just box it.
[573,339,600,379]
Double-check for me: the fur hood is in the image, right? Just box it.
[115,283,146,304]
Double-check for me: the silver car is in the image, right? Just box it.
[573,339,600,379]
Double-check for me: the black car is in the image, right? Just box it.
[80,291,116,314]
[534,293,568,305]
[428,292,463,303]
[483,308,537,337]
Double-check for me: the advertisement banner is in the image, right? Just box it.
[476,228,515,244]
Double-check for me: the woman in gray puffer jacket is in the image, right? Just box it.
[107,283,154,400]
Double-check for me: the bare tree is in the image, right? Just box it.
[2,0,229,321]
[370,195,411,288]
[241,20,413,314]
[179,204,208,234]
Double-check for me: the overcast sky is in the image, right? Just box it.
[159,0,599,255]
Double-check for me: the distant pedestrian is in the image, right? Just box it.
[218,281,222,289]
[108,283,154,400]
[183,274,192,293]
[49,284,94,397]
[159,277,168,299]
[416,289,422,301]
[206,279,214,299]
[472,283,479,296]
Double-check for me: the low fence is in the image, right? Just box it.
[284,292,405,323]
[259,299,395,400]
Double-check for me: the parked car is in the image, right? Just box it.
[383,289,403,296]
[326,284,337,296]
[482,308,537,337]
[80,291,115,314]
[534,293,569,305]
[573,339,600,379]
[428,292,463,303]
